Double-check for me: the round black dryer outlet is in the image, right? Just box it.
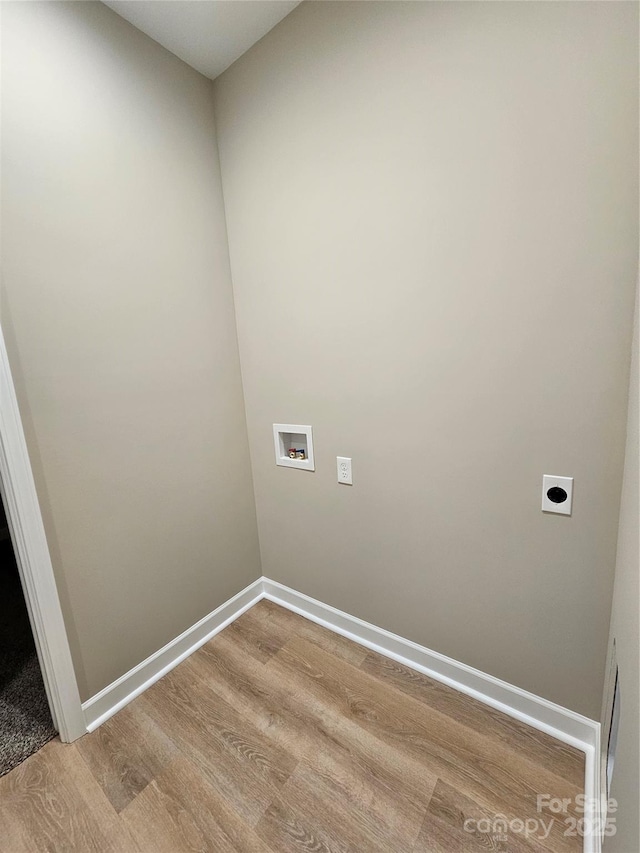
[546,486,568,504]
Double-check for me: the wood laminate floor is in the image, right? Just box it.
[0,600,585,852]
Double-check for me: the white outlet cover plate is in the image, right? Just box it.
[541,474,573,515]
[337,456,352,485]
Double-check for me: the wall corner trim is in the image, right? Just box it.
[83,576,602,852]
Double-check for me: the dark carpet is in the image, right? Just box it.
[0,537,57,777]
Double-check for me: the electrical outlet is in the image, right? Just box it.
[337,456,352,485]
[541,474,573,515]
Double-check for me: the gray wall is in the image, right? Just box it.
[1,1,261,700]
[214,0,639,718]
[602,282,639,852]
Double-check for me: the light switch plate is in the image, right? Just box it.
[542,475,573,515]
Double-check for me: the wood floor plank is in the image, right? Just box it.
[246,600,370,666]
[256,799,349,853]
[0,739,140,852]
[218,604,290,665]
[257,759,412,853]
[287,756,424,852]
[194,632,437,822]
[137,657,297,827]
[75,703,177,813]
[360,652,584,788]
[267,635,582,853]
[0,778,33,853]
[121,754,272,853]
[413,778,551,853]
[191,640,430,849]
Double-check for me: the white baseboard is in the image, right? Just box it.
[82,575,602,852]
[82,578,263,731]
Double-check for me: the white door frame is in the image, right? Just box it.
[0,327,86,742]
